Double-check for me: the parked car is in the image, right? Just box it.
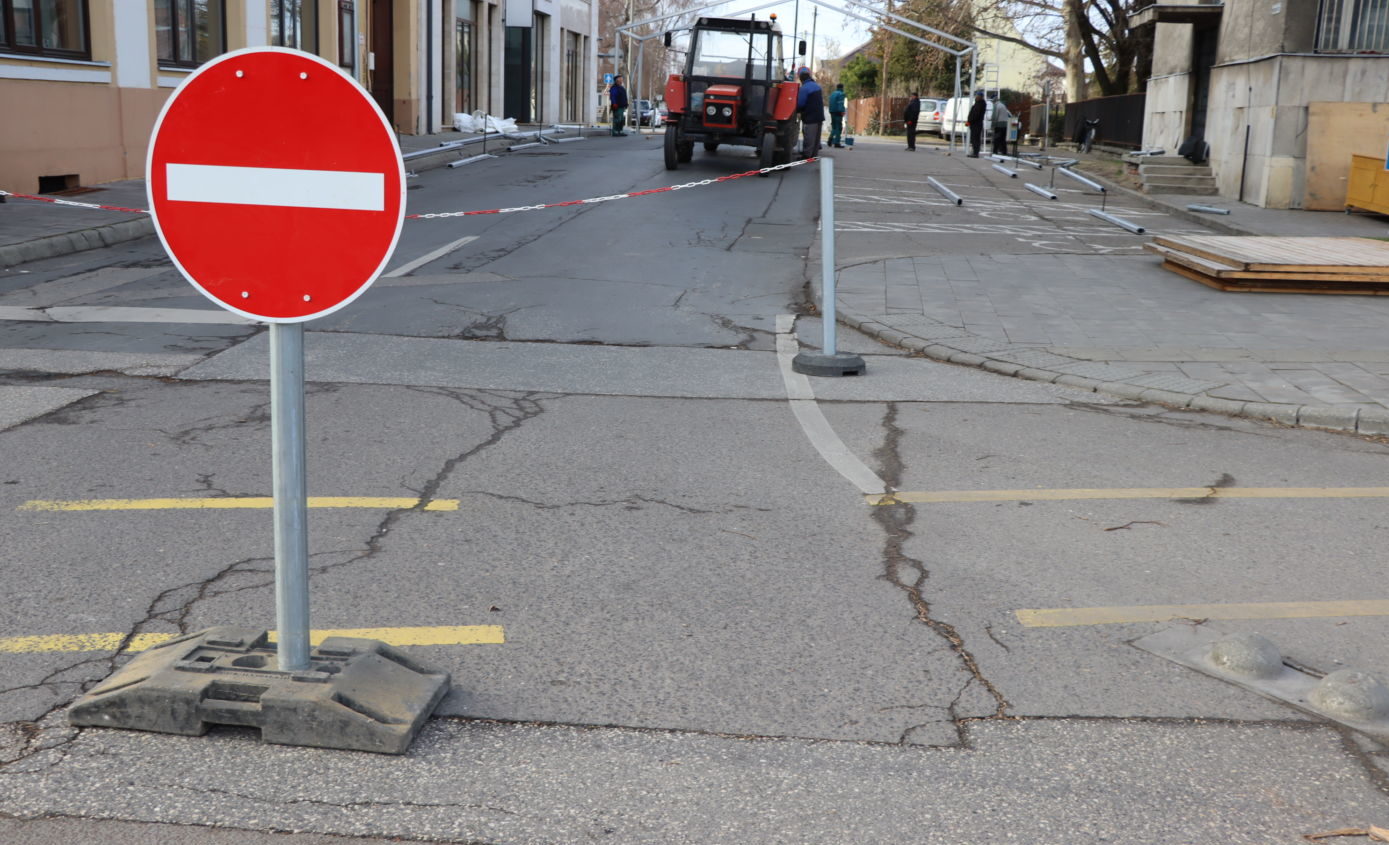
[638,100,659,125]
[922,98,946,135]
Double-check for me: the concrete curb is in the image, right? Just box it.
[0,215,155,269]
[837,306,1389,438]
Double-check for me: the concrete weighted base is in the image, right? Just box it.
[69,626,450,754]
[792,352,867,377]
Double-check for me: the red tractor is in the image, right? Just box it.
[661,16,803,174]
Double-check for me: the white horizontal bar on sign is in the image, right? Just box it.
[165,163,385,211]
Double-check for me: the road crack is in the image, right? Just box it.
[870,403,1012,745]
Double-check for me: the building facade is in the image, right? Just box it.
[0,0,598,193]
[1139,0,1389,208]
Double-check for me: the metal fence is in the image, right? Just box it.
[1062,93,1146,149]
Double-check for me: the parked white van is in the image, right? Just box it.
[940,96,997,140]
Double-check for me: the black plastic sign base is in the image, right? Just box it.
[792,351,867,377]
[70,626,450,754]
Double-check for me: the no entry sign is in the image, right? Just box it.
[147,48,405,323]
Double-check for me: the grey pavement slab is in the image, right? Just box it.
[0,385,99,431]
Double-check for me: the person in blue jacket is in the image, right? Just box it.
[828,83,847,148]
[609,75,628,136]
[796,68,824,158]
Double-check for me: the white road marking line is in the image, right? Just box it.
[43,306,254,325]
[165,163,385,211]
[775,314,888,496]
[385,235,479,277]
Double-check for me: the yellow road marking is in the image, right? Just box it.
[19,497,459,512]
[868,486,1389,505]
[1016,600,1389,628]
[0,625,504,654]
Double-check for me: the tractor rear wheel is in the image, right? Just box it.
[677,137,694,163]
[704,141,719,153]
[758,132,776,175]
[664,124,680,170]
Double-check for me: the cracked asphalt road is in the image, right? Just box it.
[2,137,1389,843]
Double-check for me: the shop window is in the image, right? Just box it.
[156,0,226,67]
[1,0,89,58]
[272,0,317,53]
[1317,0,1389,52]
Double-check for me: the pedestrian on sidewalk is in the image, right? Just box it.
[903,93,921,151]
[828,83,847,148]
[796,68,824,158]
[966,91,986,157]
[991,95,1011,155]
[609,75,628,136]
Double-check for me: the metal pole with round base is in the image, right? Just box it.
[793,156,866,377]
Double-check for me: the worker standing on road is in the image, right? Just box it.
[609,75,629,137]
[966,91,986,157]
[828,83,847,149]
[991,95,1011,155]
[903,92,921,151]
[796,68,824,159]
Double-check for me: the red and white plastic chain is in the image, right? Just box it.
[0,190,148,214]
[406,157,819,220]
[0,156,818,220]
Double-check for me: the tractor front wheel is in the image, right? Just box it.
[664,124,680,170]
[758,132,776,175]
[704,141,719,153]
[775,119,798,165]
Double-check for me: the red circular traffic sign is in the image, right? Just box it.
[147,48,405,323]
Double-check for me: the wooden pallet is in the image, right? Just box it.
[1146,235,1389,294]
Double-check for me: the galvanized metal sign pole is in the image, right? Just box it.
[70,48,449,754]
[270,322,311,672]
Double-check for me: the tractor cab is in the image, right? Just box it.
[662,16,803,172]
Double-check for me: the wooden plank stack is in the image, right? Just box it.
[1144,235,1389,294]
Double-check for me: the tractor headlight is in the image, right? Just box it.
[706,105,717,116]
[722,106,732,117]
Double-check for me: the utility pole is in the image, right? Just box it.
[879,0,892,134]
[792,0,800,70]
[809,7,817,70]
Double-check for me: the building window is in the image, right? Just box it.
[272,0,317,53]
[563,30,580,122]
[157,0,226,66]
[1,0,89,58]
[337,0,355,71]
[1317,0,1389,52]
[531,13,546,121]
[456,12,474,114]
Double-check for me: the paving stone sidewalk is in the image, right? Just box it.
[817,136,1389,436]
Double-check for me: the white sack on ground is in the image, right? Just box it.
[452,111,519,134]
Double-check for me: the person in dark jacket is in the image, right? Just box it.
[903,93,921,151]
[796,68,824,158]
[966,91,986,157]
[609,75,628,136]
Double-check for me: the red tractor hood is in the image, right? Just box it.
[705,84,742,99]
